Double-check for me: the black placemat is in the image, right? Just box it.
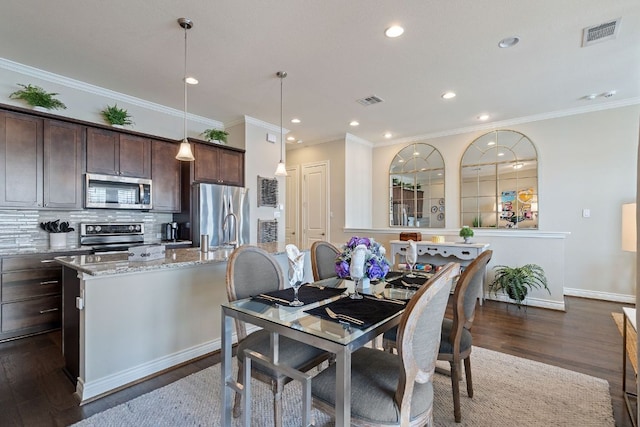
[305,297,405,329]
[386,274,430,289]
[252,285,346,306]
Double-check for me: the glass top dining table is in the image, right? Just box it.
[220,275,420,427]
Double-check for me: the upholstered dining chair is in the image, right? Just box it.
[383,250,493,423]
[226,245,329,427]
[310,240,340,281]
[311,262,460,426]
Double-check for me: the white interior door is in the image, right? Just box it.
[285,165,299,246]
[302,161,329,249]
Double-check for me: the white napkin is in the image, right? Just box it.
[285,244,305,284]
[407,240,417,265]
[350,244,367,279]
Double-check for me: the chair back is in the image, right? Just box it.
[453,250,492,333]
[226,245,285,339]
[395,262,460,423]
[310,241,340,281]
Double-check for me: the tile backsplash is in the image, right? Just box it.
[0,209,173,253]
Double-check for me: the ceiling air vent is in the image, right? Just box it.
[356,95,384,106]
[582,18,621,47]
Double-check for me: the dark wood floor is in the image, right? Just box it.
[0,296,635,426]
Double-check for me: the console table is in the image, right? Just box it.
[389,240,490,302]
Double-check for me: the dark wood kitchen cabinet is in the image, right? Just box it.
[86,128,151,178]
[192,140,244,186]
[0,253,66,341]
[0,111,84,209]
[0,110,43,208]
[151,139,181,212]
[43,119,85,209]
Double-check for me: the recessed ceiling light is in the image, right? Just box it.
[498,36,520,48]
[498,152,505,157]
[384,132,393,139]
[584,94,598,100]
[350,120,360,126]
[478,114,490,121]
[296,140,303,144]
[487,141,496,146]
[185,76,198,85]
[385,25,404,38]
[291,118,301,124]
[287,136,295,141]
[441,91,456,99]
[398,159,404,163]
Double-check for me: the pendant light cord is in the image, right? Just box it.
[183,24,188,142]
[280,73,283,162]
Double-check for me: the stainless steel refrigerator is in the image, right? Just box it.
[193,184,250,248]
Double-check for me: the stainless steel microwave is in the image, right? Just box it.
[85,173,152,210]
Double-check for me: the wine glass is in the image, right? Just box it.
[405,250,417,278]
[288,265,304,306]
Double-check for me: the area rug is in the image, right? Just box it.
[72,346,614,426]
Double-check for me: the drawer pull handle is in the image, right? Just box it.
[39,308,59,314]
[40,259,56,264]
[40,280,59,285]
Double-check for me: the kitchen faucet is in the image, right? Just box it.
[222,212,239,248]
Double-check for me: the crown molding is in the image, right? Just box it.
[379,96,640,147]
[345,132,374,147]
[0,57,223,128]
[242,115,289,134]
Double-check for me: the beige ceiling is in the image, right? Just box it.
[1,0,639,146]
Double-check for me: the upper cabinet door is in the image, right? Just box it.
[151,139,180,212]
[86,128,119,175]
[86,128,151,178]
[43,120,85,209]
[193,143,219,182]
[218,149,244,187]
[0,111,43,208]
[119,134,151,178]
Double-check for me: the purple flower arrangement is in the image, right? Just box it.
[335,236,391,280]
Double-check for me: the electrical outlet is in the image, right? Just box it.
[582,208,590,218]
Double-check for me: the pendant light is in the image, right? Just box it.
[274,71,288,176]
[175,17,196,162]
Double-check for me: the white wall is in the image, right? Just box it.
[242,117,286,244]
[370,106,640,302]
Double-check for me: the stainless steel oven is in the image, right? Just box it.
[80,223,145,252]
[85,173,152,210]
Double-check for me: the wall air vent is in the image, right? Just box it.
[582,18,621,47]
[356,95,384,106]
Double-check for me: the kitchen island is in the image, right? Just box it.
[56,243,305,404]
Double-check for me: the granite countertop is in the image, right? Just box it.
[55,247,233,276]
[54,242,297,277]
[0,246,93,257]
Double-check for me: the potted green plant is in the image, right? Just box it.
[459,226,474,243]
[40,220,75,249]
[200,129,229,144]
[489,264,550,308]
[9,83,67,111]
[101,104,134,127]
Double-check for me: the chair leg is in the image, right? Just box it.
[233,361,244,418]
[464,356,473,398]
[449,360,462,423]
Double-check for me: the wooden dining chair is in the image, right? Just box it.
[226,245,329,427]
[310,241,340,281]
[311,262,460,426]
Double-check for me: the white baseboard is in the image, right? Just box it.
[484,293,565,311]
[564,287,636,304]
